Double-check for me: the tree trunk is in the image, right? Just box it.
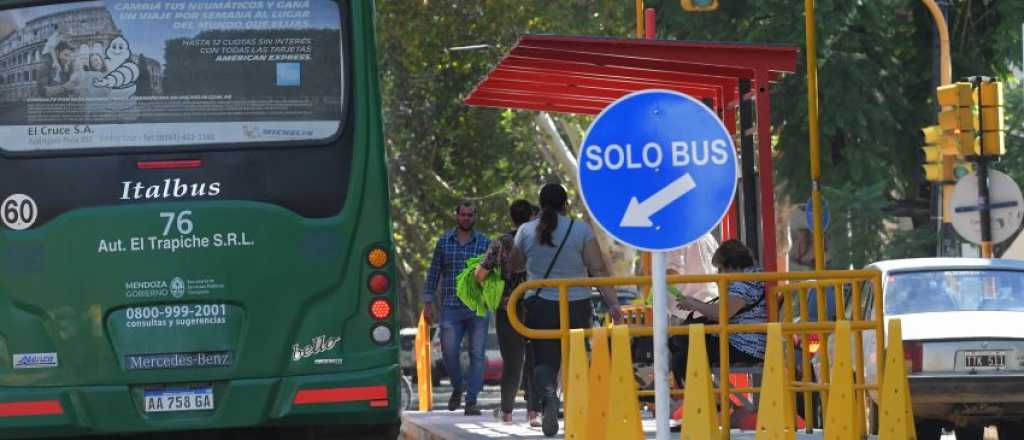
[534,112,634,278]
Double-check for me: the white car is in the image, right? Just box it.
[852,258,1024,440]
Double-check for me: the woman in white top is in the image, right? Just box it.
[666,232,720,319]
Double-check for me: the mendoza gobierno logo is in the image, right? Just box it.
[170,277,186,299]
[125,277,186,299]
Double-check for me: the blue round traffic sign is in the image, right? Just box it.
[578,90,737,251]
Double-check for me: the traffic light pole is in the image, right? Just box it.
[971,76,994,258]
[976,156,994,257]
[922,0,951,85]
[922,0,953,256]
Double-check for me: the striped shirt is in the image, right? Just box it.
[422,229,491,309]
[728,266,767,359]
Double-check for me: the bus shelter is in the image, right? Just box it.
[465,35,798,271]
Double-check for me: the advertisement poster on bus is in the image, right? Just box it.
[0,0,343,151]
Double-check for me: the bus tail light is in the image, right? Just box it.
[0,400,63,417]
[371,324,392,344]
[368,272,390,294]
[136,159,202,170]
[370,298,392,321]
[904,341,923,373]
[293,386,387,405]
[367,247,389,268]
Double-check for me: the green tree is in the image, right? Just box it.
[376,1,1024,323]
[376,1,633,324]
[652,0,1022,267]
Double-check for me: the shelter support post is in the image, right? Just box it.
[739,79,759,252]
[755,71,778,272]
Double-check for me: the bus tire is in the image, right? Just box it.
[374,422,402,440]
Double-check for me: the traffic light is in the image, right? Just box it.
[921,125,953,182]
[979,81,1005,156]
[936,82,979,157]
[681,0,718,11]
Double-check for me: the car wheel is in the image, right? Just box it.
[914,420,943,440]
[954,425,984,440]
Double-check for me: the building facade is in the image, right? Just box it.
[0,7,163,101]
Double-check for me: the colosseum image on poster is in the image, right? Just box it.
[0,0,343,151]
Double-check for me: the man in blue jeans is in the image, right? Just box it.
[422,201,491,415]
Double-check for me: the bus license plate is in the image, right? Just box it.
[144,387,214,413]
[964,351,1006,369]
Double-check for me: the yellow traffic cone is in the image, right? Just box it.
[681,324,721,440]
[607,325,644,440]
[756,323,796,440]
[586,327,612,440]
[564,329,590,440]
[878,319,917,440]
[824,321,860,440]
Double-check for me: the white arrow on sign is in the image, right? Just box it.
[620,173,697,227]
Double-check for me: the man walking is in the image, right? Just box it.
[422,201,491,415]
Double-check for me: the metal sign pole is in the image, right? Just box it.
[973,77,994,257]
[577,89,738,439]
[977,157,994,257]
[652,251,670,440]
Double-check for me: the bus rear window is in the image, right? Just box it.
[0,0,343,152]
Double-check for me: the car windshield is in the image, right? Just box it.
[885,269,1024,314]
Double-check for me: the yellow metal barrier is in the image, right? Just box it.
[505,270,888,438]
[772,276,883,433]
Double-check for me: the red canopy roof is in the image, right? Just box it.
[465,35,799,118]
[463,34,800,272]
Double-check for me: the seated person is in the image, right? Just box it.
[670,240,766,386]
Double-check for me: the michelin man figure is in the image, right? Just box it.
[93,36,139,89]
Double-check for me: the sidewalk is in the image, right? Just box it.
[400,410,845,440]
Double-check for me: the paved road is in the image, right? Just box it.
[16,380,987,439]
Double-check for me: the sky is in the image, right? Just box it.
[0,0,343,64]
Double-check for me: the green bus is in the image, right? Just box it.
[0,0,399,438]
